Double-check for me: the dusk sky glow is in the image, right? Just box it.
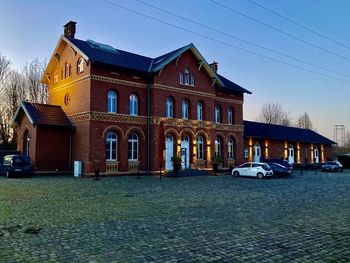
[1,0,350,139]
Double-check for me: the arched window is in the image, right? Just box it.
[128,133,138,160]
[228,137,234,160]
[214,106,221,123]
[190,74,195,86]
[129,94,138,116]
[215,137,221,157]
[196,136,204,160]
[185,67,190,85]
[182,100,188,119]
[228,107,233,125]
[23,130,30,156]
[77,57,84,73]
[166,97,173,117]
[197,102,203,121]
[107,90,117,113]
[179,72,184,84]
[106,132,117,161]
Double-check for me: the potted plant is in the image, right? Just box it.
[171,156,182,176]
[212,155,224,175]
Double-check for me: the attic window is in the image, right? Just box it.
[180,67,195,86]
[77,57,84,74]
[64,62,72,78]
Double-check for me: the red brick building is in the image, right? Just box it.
[13,22,335,175]
[14,21,251,175]
[243,121,335,164]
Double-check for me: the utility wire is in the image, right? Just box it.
[262,0,350,45]
[210,0,350,62]
[135,0,350,79]
[248,0,350,50]
[99,0,350,83]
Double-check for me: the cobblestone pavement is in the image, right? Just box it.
[0,170,349,262]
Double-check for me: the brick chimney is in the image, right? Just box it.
[209,61,218,73]
[64,21,77,38]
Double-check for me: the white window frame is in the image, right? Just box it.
[107,90,117,113]
[128,133,139,160]
[77,57,84,74]
[190,74,195,86]
[182,100,188,119]
[166,97,173,118]
[228,138,234,160]
[185,67,190,85]
[129,94,138,116]
[106,131,117,161]
[196,136,204,160]
[179,72,184,84]
[215,137,221,157]
[197,102,203,121]
[215,106,221,123]
[228,108,233,125]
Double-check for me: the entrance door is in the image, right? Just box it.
[288,145,294,164]
[181,135,190,169]
[314,146,319,163]
[165,135,174,170]
[253,143,261,162]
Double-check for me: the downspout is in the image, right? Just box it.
[147,74,151,176]
[68,129,72,176]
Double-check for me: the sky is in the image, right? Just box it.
[0,0,349,140]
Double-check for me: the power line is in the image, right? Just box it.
[98,0,350,83]
[210,0,350,62]
[135,0,350,79]
[247,0,350,50]
[262,0,350,45]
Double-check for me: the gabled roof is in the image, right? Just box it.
[43,36,251,94]
[217,74,252,94]
[244,120,335,145]
[13,102,73,128]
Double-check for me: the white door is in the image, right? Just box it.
[165,135,174,170]
[288,145,294,164]
[314,146,319,163]
[181,135,190,169]
[253,143,261,162]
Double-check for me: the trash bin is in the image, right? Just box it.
[74,161,82,177]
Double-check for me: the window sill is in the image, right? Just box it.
[179,83,195,87]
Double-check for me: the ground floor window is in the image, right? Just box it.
[106,131,117,160]
[128,133,138,160]
[197,136,204,160]
[228,138,234,160]
[214,137,221,157]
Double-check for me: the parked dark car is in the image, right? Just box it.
[0,155,32,178]
[321,161,343,172]
[264,159,293,170]
[268,162,292,177]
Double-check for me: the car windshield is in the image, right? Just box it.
[12,156,30,166]
[326,162,336,165]
[261,164,271,171]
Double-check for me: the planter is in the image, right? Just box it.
[173,163,181,176]
[212,163,219,175]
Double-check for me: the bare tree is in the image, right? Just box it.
[0,70,26,144]
[297,112,313,130]
[23,58,48,104]
[0,53,11,97]
[259,102,291,125]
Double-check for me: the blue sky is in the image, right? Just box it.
[1,0,349,140]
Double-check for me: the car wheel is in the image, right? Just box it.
[257,172,264,179]
[233,171,240,177]
[6,170,11,178]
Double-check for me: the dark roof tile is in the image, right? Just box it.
[21,102,73,128]
[244,120,335,145]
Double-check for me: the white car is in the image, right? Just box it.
[232,162,273,179]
